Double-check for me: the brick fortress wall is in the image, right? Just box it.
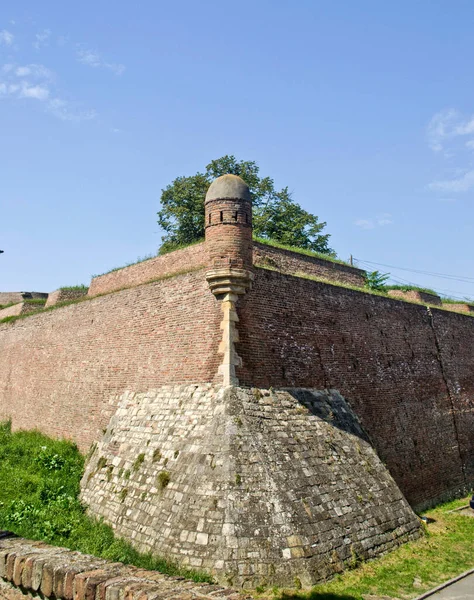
[253,241,365,286]
[236,268,474,509]
[88,242,208,296]
[0,270,222,452]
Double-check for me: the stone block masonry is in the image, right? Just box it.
[0,534,250,600]
[81,384,419,589]
[44,288,88,308]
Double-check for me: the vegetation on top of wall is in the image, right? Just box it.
[23,298,47,305]
[0,266,203,326]
[157,237,204,256]
[59,285,88,292]
[253,237,351,267]
[92,238,207,276]
[91,254,157,279]
[275,496,474,600]
[385,284,440,296]
[0,302,17,310]
[259,267,474,316]
[0,421,212,583]
[441,298,474,306]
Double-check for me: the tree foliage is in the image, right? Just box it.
[364,271,390,291]
[157,155,334,255]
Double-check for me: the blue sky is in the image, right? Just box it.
[1,1,474,300]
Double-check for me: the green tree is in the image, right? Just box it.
[157,155,334,255]
[364,271,390,291]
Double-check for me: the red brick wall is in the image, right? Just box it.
[0,270,221,452]
[236,269,474,508]
[88,242,208,297]
[253,242,366,287]
[0,303,44,319]
[205,199,253,269]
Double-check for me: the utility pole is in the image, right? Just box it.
[350,254,353,266]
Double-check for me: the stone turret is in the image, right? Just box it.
[205,175,254,385]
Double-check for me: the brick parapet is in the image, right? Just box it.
[253,242,366,286]
[0,302,45,320]
[0,533,250,600]
[0,293,48,306]
[45,289,88,308]
[88,243,208,297]
[387,289,442,305]
[442,303,474,314]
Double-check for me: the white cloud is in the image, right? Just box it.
[355,214,393,230]
[0,78,50,101]
[0,30,14,46]
[427,108,474,152]
[47,98,97,122]
[0,60,95,122]
[429,169,474,193]
[33,29,51,50]
[466,140,474,150]
[15,64,53,80]
[76,46,125,75]
[19,82,49,100]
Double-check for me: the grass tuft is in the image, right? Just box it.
[386,284,439,296]
[253,237,352,267]
[0,422,212,583]
[59,285,88,292]
[271,496,474,600]
[0,267,204,326]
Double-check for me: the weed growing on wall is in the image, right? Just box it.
[0,421,212,583]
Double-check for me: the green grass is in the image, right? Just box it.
[253,237,351,267]
[0,266,203,326]
[441,298,474,306]
[158,238,205,256]
[386,284,439,296]
[267,496,474,600]
[0,421,212,583]
[0,302,17,310]
[23,298,47,305]
[59,285,88,292]
[255,266,474,318]
[94,238,205,277]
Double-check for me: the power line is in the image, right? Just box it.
[355,259,473,300]
[354,258,474,284]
